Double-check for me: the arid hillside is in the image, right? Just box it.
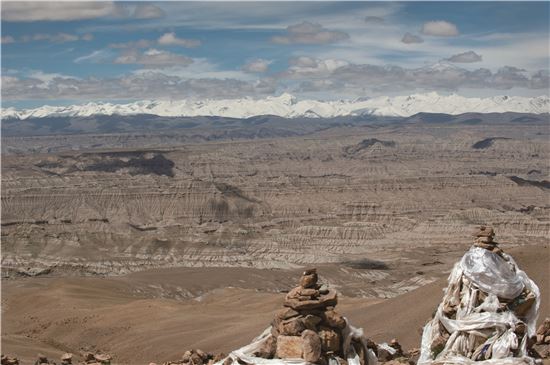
[2,120,549,294]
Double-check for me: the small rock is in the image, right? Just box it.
[94,354,112,364]
[318,328,340,352]
[279,317,305,336]
[82,352,95,362]
[303,314,323,330]
[61,352,73,364]
[300,269,318,289]
[323,310,346,329]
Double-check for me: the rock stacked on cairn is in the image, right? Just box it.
[254,268,368,365]
[473,226,504,255]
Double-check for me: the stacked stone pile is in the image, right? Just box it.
[419,227,542,364]
[531,318,550,359]
[248,268,370,364]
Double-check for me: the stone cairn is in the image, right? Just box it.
[531,317,550,359]
[252,268,371,365]
[472,226,503,254]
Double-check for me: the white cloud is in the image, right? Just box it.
[157,32,201,48]
[401,33,424,44]
[242,59,272,73]
[446,51,483,63]
[271,21,349,45]
[114,48,193,68]
[1,35,15,44]
[133,4,165,19]
[19,33,93,43]
[421,21,459,37]
[1,2,126,22]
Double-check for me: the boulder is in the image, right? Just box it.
[323,310,346,329]
[301,330,322,363]
[276,335,304,359]
[253,336,277,359]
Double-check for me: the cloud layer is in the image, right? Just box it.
[3,61,547,102]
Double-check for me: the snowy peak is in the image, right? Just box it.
[2,93,549,120]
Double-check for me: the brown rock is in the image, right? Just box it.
[303,314,323,330]
[377,347,393,362]
[1,356,20,365]
[276,308,300,320]
[323,310,346,329]
[223,358,233,365]
[318,328,341,353]
[196,349,208,361]
[82,353,95,362]
[284,289,338,311]
[537,318,550,344]
[182,351,192,363]
[276,336,304,359]
[299,288,320,298]
[301,330,322,363]
[300,269,318,289]
[190,352,203,365]
[94,354,112,364]
[254,335,277,359]
[475,226,495,238]
[61,353,73,364]
[389,338,404,358]
[212,353,226,363]
[279,317,305,336]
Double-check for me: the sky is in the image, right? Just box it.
[1,1,549,108]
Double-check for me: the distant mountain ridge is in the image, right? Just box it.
[2,92,549,120]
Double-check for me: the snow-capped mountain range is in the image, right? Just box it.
[2,92,549,120]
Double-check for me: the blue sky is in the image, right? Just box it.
[1,1,549,108]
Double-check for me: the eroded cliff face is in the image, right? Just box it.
[2,122,549,297]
